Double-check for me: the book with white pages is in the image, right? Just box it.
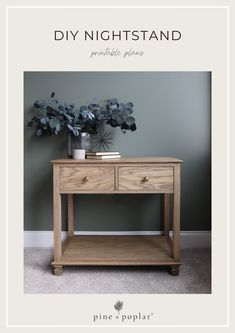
[86,154,121,160]
[86,151,120,156]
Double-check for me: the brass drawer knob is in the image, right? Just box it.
[142,176,149,182]
[83,176,89,182]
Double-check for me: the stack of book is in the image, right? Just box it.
[86,151,121,160]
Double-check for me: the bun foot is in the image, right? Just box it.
[53,265,63,276]
[169,265,180,276]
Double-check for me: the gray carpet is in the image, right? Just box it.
[24,248,211,294]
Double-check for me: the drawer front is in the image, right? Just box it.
[59,166,114,192]
[118,166,174,192]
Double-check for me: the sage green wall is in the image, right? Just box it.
[24,72,211,231]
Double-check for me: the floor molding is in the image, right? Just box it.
[24,230,211,248]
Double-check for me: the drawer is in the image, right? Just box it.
[118,166,174,192]
[59,166,114,192]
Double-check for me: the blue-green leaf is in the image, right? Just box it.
[55,123,60,132]
[36,129,42,136]
[125,116,135,126]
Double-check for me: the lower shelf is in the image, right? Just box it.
[52,235,182,266]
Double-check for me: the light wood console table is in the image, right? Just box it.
[51,157,182,276]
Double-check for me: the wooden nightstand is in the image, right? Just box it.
[51,157,182,276]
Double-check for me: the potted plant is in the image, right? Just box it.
[27,93,137,155]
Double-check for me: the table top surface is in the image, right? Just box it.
[51,157,183,164]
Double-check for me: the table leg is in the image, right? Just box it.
[173,164,180,260]
[53,165,62,262]
[68,194,74,236]
[164,193,170,236]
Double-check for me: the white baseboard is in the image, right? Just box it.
[24,231,211,249]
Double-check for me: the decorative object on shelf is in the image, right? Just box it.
[70,132,90,159]
[84,98,137,133]
[68,132,91,157]
[27,93,137,156]
[86,151,120,156]
[86,154,121,160]
[27,92,93,137]
[91,129,113,151]
[86,151,121,159]
[72,149,86,160]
